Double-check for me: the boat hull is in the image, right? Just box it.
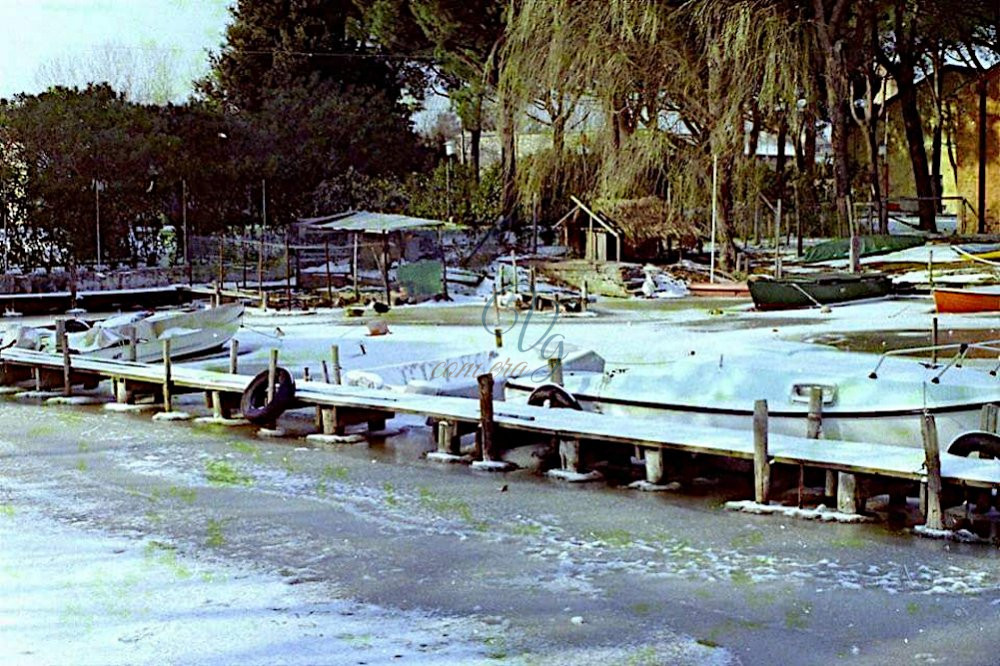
[81,304,244,362]
[933,288,1000,314]
[749,274,892,310]
[505,382,987,450]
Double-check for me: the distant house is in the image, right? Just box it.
[854,63,1000,233]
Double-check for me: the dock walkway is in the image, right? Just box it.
[3,346,1000,530]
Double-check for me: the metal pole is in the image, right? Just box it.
[95,182,101,267]
[182,179,188,266]
[710,154,718,283]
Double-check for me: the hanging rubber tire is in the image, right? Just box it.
[527,384,582,410]
[947,431,1000,459]
[240,367,296,425]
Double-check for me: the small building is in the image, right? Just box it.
[853,63,1000,233]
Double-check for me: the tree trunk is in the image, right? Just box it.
[500,96,517,225]
[897,63,937,232]
[930,51,944,213]
[795,109,819,231]
[775,115,788,197]
[469,127,482,184]
[718,154,738,270]
[552,114,566,158]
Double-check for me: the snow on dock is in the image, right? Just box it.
[3,345,1000,535]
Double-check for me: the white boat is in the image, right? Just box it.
[505,341,1000,450]
[2,303,244,362]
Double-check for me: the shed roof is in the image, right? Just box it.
[298,210,458,233]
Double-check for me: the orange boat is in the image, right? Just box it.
[687,281,750,298]
[933,287,1000,313]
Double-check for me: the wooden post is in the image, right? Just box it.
[127,326,137,363]
[931,316,939,365]
[510,251,518,295]
[921,412,944,530]
[794,183,803,257]
[837,473,861,514]
[267,348,278,404]
[548,357,563,386]
[321,360,330,383]
[214,281,222,308]
[645,448,665,485]
[229,339,239,374]
[478,373,496,462]
[211,391,224,419]
[218,234,225,289]
[804,386,826,505]
[257,233,265,308]
[529,267,537,310]
[928,249,934,289]
[162,338,172,412]
[581,280,589,313]
[980,403,999,435]
[437,420,459,455]
[57,320,71,397]
[324,238,333,304]
[284,230,292,310]
[753,399,770,504]
[382,231,391,306]
[352,232,360,300]
[330,345,342,385]
[492,283,502,326]
[494,327,503,349]
[773,198,781,276]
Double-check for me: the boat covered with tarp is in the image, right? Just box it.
[801,235,924,264]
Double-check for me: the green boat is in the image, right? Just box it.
[748,273,893,310]
[801,234,924,263]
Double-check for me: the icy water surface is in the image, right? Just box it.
[3,394,1000,664]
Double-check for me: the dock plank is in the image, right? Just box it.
[5,348,1000,488]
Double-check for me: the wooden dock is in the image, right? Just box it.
[3,345,1000,535]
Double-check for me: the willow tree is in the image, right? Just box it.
[503,0,808,269]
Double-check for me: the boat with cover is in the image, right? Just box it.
[748,272,893,310]
[1,303,244,362]
[505,340,1000,450]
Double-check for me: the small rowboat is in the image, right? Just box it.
[933,286,1000,314]
[687,281,750,298]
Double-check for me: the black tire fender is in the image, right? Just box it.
[947,431,1000,458]
[527,384,582,410]
[240,367,296,425]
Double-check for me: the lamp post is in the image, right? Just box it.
[93,179,105,267]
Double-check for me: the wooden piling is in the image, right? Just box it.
[267,348,278,404]
[494,327,503,349]
[645,448,665,485]
[321,360,330,383]
[980,403,998,435]
[284,231,292,310]
[228,340,239,374]
[921,412,944,530]
[330,345,341,385]
[753,399,770,504]
[837,473,860,514]
[581,280,589,313]
[127,326,137,363]
[57,320,71,397]
[806,386,835,501]
[324,238,333,304]
[931,316,939,365]
[548,357,563,386]
[162,339,172,412]
[477,374,496,462]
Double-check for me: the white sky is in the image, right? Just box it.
[0,0,231,99]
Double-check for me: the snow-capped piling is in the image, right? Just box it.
[753,399,769,504]
[229,340,239,374]
[921,412,944,531]
[162,339,172,411]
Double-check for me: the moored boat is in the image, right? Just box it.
[748,273,893,310]
[1,303,244,362]
[505,341,1000,450]
[933,286,1000,314]
[687,281,750,298]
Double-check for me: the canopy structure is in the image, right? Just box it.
[298,211,461,234]
[296,211,457,304]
